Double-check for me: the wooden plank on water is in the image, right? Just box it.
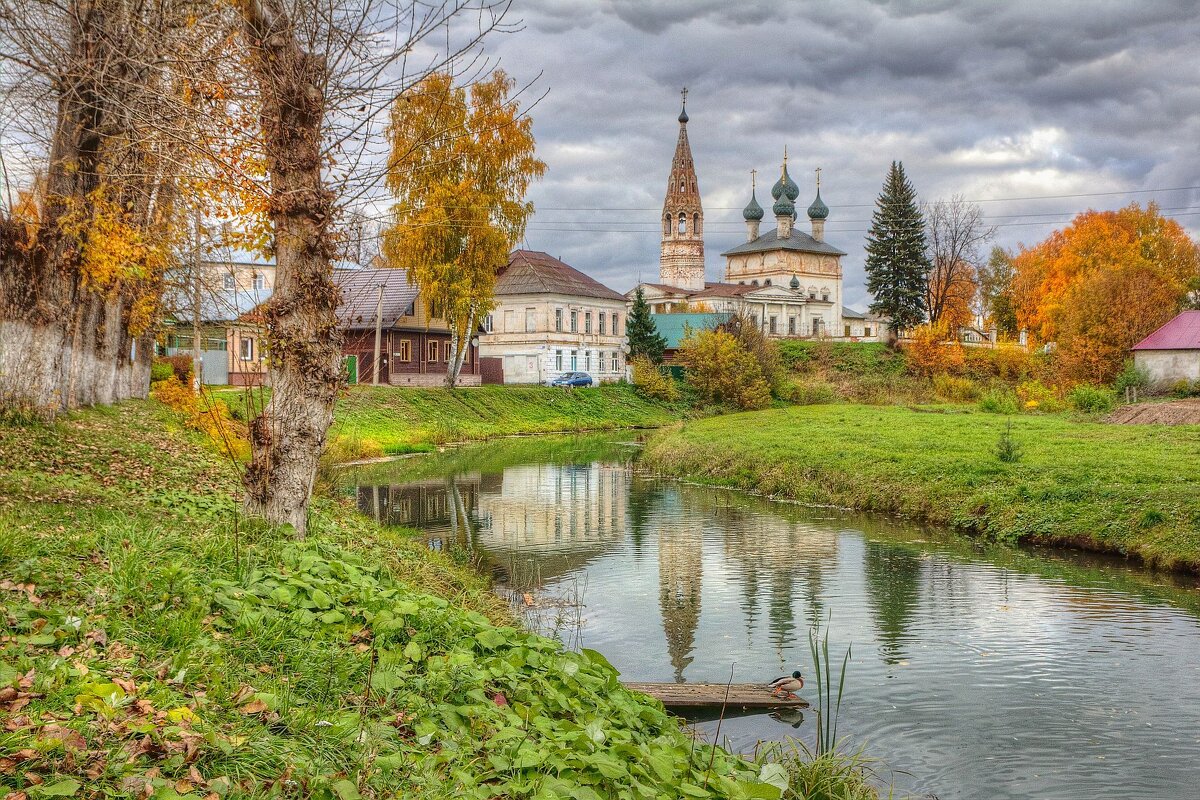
[622,682,808,709]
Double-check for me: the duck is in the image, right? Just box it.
[768,670,804,699]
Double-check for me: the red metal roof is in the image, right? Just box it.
[1132,311,1200,351]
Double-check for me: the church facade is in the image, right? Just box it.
[629,93,884,341]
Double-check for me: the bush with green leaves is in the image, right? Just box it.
[1168,379,1200,398]
[978,388,1019,415]
[1113,360,1150,395]
[786,379,839,405]
[1068,384,1118,414]
[933,374,981,403]
[150,359,175,384]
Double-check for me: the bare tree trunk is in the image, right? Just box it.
[239,0,343,537]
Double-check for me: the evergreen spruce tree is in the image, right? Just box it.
[865,161,932,339]
[626,288,667,363]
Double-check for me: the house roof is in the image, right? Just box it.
[719,227,847,257]
[333,267,420,329]
[650,312,733,348]
[1132,310,1200,351]
[498,250,625,301]
[166,288,274,325]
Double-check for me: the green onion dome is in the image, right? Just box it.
[772,190,795,217]
[807,189,829,220]
[743,189,764,221]
[771,163,800,201]
[790,275,801,289]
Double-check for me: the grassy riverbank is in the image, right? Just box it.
[643,405,1200,571]
[0,401,874,799]
[216,383,682,456]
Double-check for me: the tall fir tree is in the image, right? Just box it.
[626,288,668,363]
[865,161,932,338]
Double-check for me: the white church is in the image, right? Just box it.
[629,91,883,341]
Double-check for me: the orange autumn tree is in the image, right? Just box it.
[1013,203,1200,384]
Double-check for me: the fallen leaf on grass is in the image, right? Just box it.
[238,699,268,715]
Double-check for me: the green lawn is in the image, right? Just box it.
[642,405,1200,570]
[215,383,681,455]
[0,401,870,800]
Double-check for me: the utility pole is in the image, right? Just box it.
[191,208,203,392]
[372,282,386,385]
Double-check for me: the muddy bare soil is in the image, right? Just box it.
[1106,398,1200,425]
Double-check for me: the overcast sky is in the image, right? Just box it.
[479,0,1200,309]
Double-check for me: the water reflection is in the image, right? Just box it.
[351,437,1200,800]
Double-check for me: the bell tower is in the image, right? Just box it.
[659,88,706,292]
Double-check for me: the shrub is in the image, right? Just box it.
[932,373,981,403]
[978,388,1019,415]
[152,377,248,459]
[996,421,1023,463]
[718,314,785,396]
[164,354,194,384]
[1113,360,1150,395]
[631,356,680,402]
[1168,379,1200,398]
[787,379,838,405]
[678,329,771,410]
[1068,384,1118,414]
[150,359,174,384]
[903,324,965,377]
[1015,379,1065,413]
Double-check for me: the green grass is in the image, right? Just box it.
[642,404,1200,571]
[216,384,681,456]
[0,401,873,799]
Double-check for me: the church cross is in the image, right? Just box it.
[750,168,757,189]
[815,166,822,190]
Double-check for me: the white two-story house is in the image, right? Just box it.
[479,250,628,384]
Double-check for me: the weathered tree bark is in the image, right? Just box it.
[238,0,343,536]
[0,0,155,415]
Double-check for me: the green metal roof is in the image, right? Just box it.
[650,312,733,348]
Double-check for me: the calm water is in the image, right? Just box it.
[348,436,1200,800]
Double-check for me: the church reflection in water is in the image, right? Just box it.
[356,461,878,683]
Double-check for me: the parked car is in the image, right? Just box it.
[550,372,593,388]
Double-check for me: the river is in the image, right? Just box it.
[346,434,1200,800]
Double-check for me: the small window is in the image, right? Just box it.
[397,340,411,362]
[570,350,578,371]
[253,273,265,291]
[751,279,759,286]
[693,212,700,234]
[427,340,438,362]
[789,318,796,335]
[483,314,493,333]
[585,312,592,334]
[570,310,578,333]
[584,351,591,372]
[610,352,619,373]
[865,326,872,337]
[555,308,563,332]
[555,350,563,371]
[769,316,777,335]
[678,213,686,234]
[442,341,452,361]
[525,308,536,333]
[599,312,606,336]
[822,288,830,301]
[844,324,851,338]
[663,215,671,236]
[240,338,254,361]
[612,313,620,335]
[765,279,772,286]
[809,287,817,299]
[223,273,235,290]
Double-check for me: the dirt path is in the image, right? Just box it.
[1106,399,1200,425]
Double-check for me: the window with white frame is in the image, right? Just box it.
[610,351,619,373]
[253,273,265,291]
[570,350,577,370]
[769,315,777,334]
[555,308,563,332]
[599,312,606,335]
[570,310,578,333]
[611,313,620,336]
[223,273,236,290]
[240,338,254,361]
[555,350,563,371]
[483,314,493,333]
[584,312,592,334]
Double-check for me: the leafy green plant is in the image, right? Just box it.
[996,421,1023,463]
[1068,384,1117,414]
[977,388,1018,415]
[630,355,680,402]
[1113,360,1150,395]
[807,622,852,758]
[933,374,981,403]
[150,359,174,384]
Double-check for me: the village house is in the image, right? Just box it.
[163,251,274,386]
[1132,310,1200,389]
[629,92,884,342]
[478,250,628,384]
[335,266,484,387]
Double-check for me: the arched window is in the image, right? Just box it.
[692,213,700,234]
[678,213,686,234]
[751,279,759,286]
[663,214,671,236]
[808,286,818,299]
[765,279,772,286]
[821,287,830,301]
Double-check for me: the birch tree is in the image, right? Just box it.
[383,69,544,387]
